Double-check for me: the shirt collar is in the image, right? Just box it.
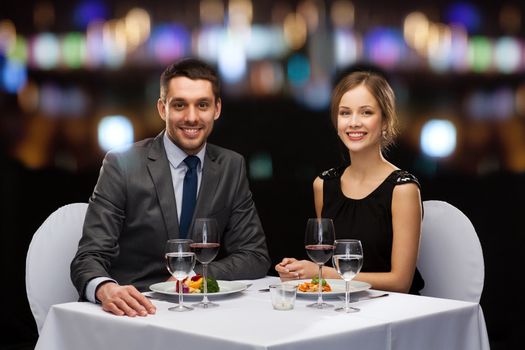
[163,131,206,169]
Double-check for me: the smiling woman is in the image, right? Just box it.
[276,71,424,295]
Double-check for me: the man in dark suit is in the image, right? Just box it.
[71,58,271,317]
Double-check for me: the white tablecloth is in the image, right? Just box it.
[36,276,489,350]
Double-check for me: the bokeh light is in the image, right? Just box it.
[249,152,273,180]
[420,119,457,158]
[0,19,17,54]
[334,29,359,68]
[468,36,492,73]
[365,27,405,69]
[32,32,61,69]
[98,115,134,152]
[331,0,355,28]
[124,8,151,52]
[283,13,307,50]
[287,54,310,87]
[217,35,247,84]
[1,58,27,93]
[149,24,190,65]
[74,0,109,29]
[7,35,28,64]
[445,2,481,33]
[249,61,284,95]
[493,37,521,74]
[62,32,87,69]
[200,0,225,25]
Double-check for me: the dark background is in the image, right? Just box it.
[2,1,525,349]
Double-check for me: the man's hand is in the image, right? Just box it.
[95,282,156,317]
[275,258,319,281]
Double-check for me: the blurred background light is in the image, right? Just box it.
[40,83,63,117]
[85,21,105,68]
[449,25,469,72]
[365,27,405,69]
[493,37,521,74]
[283,12,307,50]
[62,32,87,69]
[17,80,40,114]
[249,61,284,95]
[465,90,491,120]
[404,12,430,55]
[124,8,151,52]
[491,87,515,120]
[149,24,190,65]
[331,0,355,28]
[427,23,453,72]
[445,2,481,33]
[468,36,492,73]
[102,19,127,68]
[244,26,287,59]
[287,54,310,87]
[249,151,273,180]
[297,0,320,33]
[200,0,225,25]
[1,58,27,93]
[74,0,109,30]
[420,119,457,158]
[32,33,61,69]
[6,35,28,64]
[217,35,247,84]
[299,78,331,110]
[334,29,359,68]
[61,87,89,117]
[0,19,17,54]
[195,26,222,62]
[98,115,134,152]
[228,0,253,31]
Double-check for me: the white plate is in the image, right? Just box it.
[284,279,371,297]
[149,280,248,297]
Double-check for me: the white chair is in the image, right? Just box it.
[25,203,88,333]
[417,200,484,303]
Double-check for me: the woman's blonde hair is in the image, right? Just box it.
[330,71,398,150]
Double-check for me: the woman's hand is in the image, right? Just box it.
[275,258,319,281]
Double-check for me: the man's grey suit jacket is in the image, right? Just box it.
[71,132,270,299]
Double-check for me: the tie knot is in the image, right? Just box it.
[184,155,200,170]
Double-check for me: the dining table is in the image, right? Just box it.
[35,276,489,350]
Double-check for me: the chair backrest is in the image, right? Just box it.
[417,200,484,303]
[26,203,88,333]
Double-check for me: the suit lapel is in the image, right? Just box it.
[147,132,180,239]
[194,145,221,220]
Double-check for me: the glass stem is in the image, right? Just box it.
[345,280,350,311]
[317,264,323,305]
[178,279,183,308]
[202,263,209,304]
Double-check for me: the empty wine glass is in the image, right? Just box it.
[304,218,335,309]
[332,239,363,313]
[165,239,196,312]
[190,218,220,308]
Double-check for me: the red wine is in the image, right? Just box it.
[190,243,220,264]
[305,244,334,264]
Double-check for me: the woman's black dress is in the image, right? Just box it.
[321,167,424,294]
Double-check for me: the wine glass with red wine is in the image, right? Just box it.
[190,218,220,308]
[304,218,335,309]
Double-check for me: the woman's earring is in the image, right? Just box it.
[382,130,387,139]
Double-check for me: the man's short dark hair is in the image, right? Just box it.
[160,58,221,102]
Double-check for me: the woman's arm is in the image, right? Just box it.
[354,182,422,292]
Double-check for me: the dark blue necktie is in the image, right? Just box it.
[179,156,200,238]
